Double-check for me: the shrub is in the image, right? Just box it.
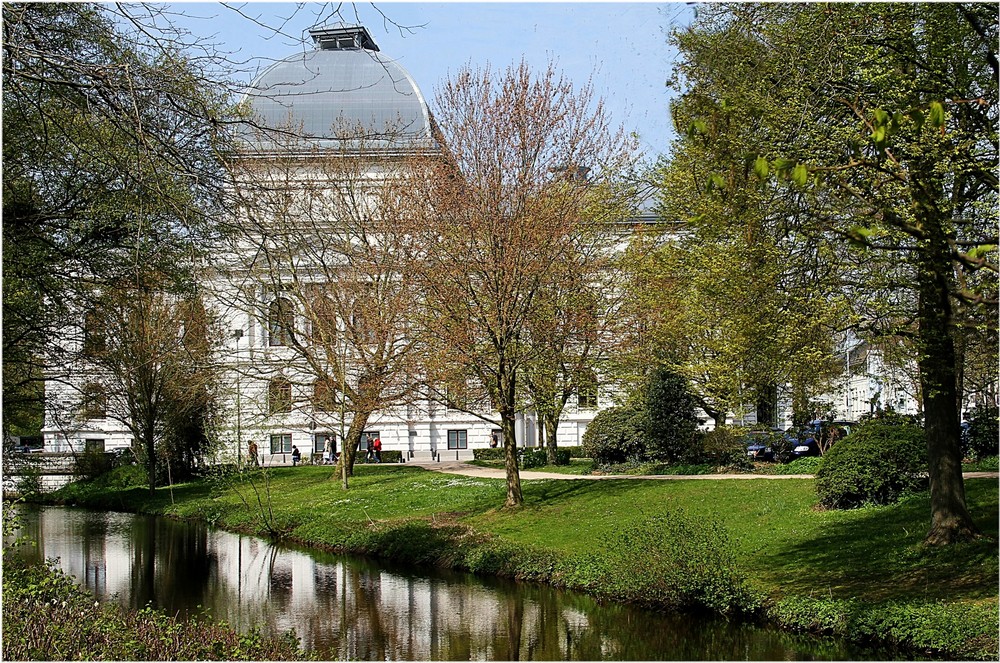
[963,406,999,461]
[645,368,700,462]
[519,447,570,469]
[693,428,753,471]
[581,404,648,464]
[816,415,928,509]
[567,511,761,615]
[380,450,403,463]
[472,448,505,461]
[74,448,115,481]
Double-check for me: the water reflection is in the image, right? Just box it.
[7,505,897,660]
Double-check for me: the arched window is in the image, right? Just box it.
[82,310,106,356]
[79,383,107,419]
[312,378,338,412]
[268,297,295,346]
[268,377,292,414]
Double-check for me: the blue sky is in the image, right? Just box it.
[166,2,693,160]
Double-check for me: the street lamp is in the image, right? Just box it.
[233,329,243,466]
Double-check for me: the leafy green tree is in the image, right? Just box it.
[645,367,699,462]
[2,3,232,442]
[668,2,997,543]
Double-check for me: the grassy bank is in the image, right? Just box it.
[40,464,1000,659]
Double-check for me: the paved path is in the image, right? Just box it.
[407,458,1000,482]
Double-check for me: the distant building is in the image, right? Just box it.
[43,24,609,462]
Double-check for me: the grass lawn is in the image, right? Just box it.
[55,464,998,604]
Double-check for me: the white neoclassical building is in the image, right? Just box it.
[43,24,605,463]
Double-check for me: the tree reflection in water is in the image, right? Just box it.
[7,505,893,661]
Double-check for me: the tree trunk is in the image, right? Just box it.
[914,189,980,545]
[502,412,523,507]
[336,409,373,488]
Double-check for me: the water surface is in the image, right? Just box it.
[7,505,904,660]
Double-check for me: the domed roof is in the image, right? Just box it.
[242,24,435,152]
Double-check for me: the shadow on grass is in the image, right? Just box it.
[763,479,998,602]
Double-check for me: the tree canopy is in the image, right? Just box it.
[665,2,997,543]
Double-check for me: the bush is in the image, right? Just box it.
[581,404,648,464]
[380,450,403,463]
[963,406,999,461]
[645,368,700,462]
[816,415,928,509]
[472,448,505,461]
[74,449,115,481]
[567,512,761,615]
[519,447,570,469]
[692,428,753,471]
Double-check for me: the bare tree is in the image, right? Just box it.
[225,126,427,487]
[403,61,638,507]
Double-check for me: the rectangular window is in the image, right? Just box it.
[84,438,105,453]
[447,430,468,450]
[268,378,293,414]
[314,433,334,454]
[576,371,598,410]
[270,434,292,454]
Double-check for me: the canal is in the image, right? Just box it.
[6,504,904,660]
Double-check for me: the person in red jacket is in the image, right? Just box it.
[372,436,382,463]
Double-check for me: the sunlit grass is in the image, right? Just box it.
[52,465,998,606]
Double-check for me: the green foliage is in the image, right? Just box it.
[964,406,999,461]
[380,450,403,463]
[645,368,700,462]
[566,512,762,615]
[772,456,823,475]
[472,448,506,461]
[74,449,115,481]
[520,448,570,469]
[770,596,999,661]
[688,428,754,470]
[816,416,928,508]
[581,403,648,464]
[1,560,308,660]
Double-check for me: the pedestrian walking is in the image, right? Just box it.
[373,436,382,463]
[365,435,374,462]
[291,445,301,466]
[248,441,259,467]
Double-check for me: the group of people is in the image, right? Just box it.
[245,435,380,467]
[365,434,382,463]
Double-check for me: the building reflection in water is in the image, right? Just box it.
[7,505,875,661]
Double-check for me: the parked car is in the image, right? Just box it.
[13,444,43,453]
[790,437,821,458]
[744,430,782,462]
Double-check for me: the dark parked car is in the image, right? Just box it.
[789,437,820,458]
[744,430,782,462]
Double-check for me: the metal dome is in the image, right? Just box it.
[242,24,435,152]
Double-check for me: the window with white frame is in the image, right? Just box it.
[447,429,468,450]
[270,433,292,454]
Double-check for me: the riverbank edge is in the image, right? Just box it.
[22,477,999,661]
